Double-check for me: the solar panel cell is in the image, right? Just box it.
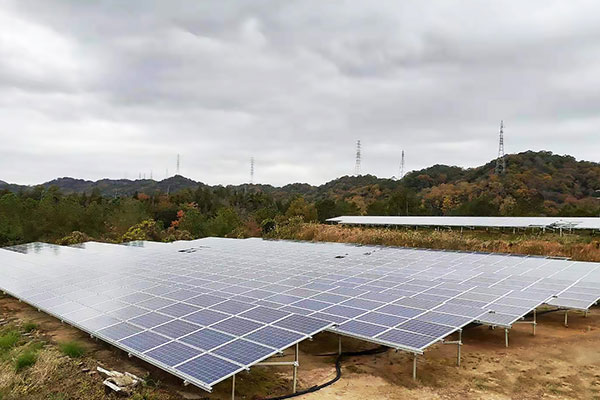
[214,339,274,364]
[146,341,201,367]
[245,326,304,349]
[176,354,241,386]
[321,305,365,318]
[356,312,407,327]
[119,330,170,352]
[152,320,201,339]
[238,306,290,324]
[158,302,201,318]
[397,320,456,338]
[98,322,142,341]
[180,329,234,351]
[376,304,423,318]
[210,300,255,314]
[376,329,436,350]
[336,320,388,337]
[212,317,263,336]
[274,314,331,335]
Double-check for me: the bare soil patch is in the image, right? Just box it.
[2,294,600,399]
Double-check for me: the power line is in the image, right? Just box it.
[495,121,506,174]
[399,150,405,179]
[354,140,361,176]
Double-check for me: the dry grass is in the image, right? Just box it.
[270,222,600,261]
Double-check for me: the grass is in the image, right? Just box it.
[131,392,158,400]
[0,330,20,352]
[47,394,68,400]
[270,222,600,261]
[14,349,38,371]
[22,322,38,333]
[59,341,86,358]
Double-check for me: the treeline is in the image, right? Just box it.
[1,151,599,246]
[0,184,357,246]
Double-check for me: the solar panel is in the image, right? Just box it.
[98,323,142,341]
[214,339,275,365]
[273,314,331,335]
[376,329,438,350]
[238,306,291,324]
[120,331,170,352]
[180,329,235,351]
[152,320,200,339]
[327,216,600,230]
[397,320,457,338]
[146,341,201,367]
[245,326,304,348]
[176,354,242,387]
[130,312,172,328]
[2,236,600,393]
[336,320,389,337]
[212,317,263,336]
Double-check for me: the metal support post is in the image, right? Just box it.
[533,309,537,336]
[231,374,236,400]
[584,309,588,318]
[564,310,568,327]
[293,343,299,393]
[412,354,417,380]
[457,329,462,366]
[504,328,509,347]
[338,335,342,355]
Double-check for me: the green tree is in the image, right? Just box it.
[285,197,318,222]
[208,208,241,237]
[315,199,337,222]
[179,208,208,237]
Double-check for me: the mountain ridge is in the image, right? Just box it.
[1,151,599,214]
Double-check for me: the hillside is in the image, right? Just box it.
[1,151,599,217]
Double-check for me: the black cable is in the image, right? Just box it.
[262,309,565,400]
[261,346,388,400]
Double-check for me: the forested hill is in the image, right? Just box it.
[1,150,599,217]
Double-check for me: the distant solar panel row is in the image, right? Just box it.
[327,216,600,230]
[1,238,600,392]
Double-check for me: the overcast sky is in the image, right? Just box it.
[1,1,599,186]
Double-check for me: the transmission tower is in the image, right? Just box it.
[399,150,405,179]
[176,154,180,175]
[354,140,361,175]
[495,121,506,174]
[250,157,255,184]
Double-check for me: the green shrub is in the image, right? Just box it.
[15,350,37,371]
[0,330,20,351]
[56,231,90,245]
[122,220,162,242]
[261,218,276,234]
[59,341,86,358]
[22,322,38,333]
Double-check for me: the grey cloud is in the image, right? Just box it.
[0,0,598,186]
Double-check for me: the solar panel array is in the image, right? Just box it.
[1,238,600,392]
[0,242,331,391]
[327,216,600,230]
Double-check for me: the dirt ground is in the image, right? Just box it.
[1,294,600,400]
